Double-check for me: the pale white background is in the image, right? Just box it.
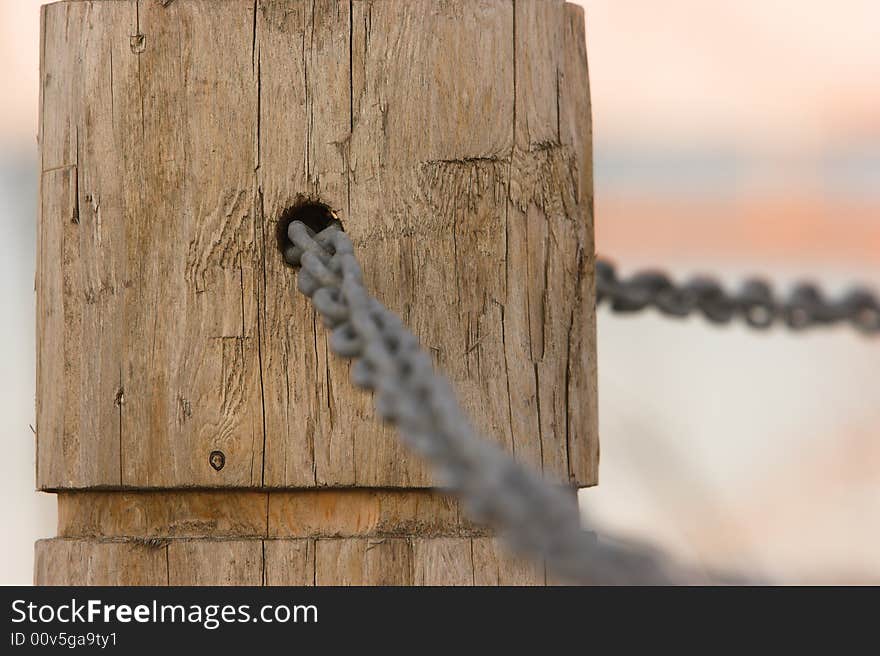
[1,0,878,584]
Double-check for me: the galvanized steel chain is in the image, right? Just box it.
[284,220,699,585]
[596,259,880,335]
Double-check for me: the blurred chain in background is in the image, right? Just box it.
[596,259,880,335]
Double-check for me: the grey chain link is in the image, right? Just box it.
[284,221,704,585]
[596,259,880,335]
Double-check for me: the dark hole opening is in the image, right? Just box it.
[276,201,341,259]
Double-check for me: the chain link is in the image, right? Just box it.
[283,222,877,582]
[284,221,707,585]
[596,259,880,335]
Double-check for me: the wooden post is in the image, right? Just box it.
[35,0,597,586]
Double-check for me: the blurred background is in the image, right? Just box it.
[1,0,878,584]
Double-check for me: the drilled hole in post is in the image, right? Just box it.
[276,201,341,262]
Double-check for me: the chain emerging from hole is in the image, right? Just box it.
[284,220,711,585]
[596,259,880,335]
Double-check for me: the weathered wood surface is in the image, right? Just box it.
[36,0,595,586]
[37,0,596,491]
[36,536,545,586]
[55,489,488,539]
[38,0,265,489]
[43,489,545,585]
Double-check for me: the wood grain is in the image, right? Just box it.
[267,489,486,538]
[412,538,476,586]
[56,489,487,539]
[35,536,543,586]
[38,0,264,489]
[36,0,595,587]
[38,0,596,491]
[167,540,263,585]
[35,539,167,586]
[263,539,315,585]
[57,490,270,539]
[256,0,356,488]
[472,537,546,585]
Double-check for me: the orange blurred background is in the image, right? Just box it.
[1,0,877,584]
[585,0,880,267]
[580,0,880,583]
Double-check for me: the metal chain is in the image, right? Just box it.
[596,259,880,335]
[284,221,705,585]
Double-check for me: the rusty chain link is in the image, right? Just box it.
[596,259,880,335]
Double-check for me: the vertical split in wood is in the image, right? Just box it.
[35,0,596,586]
